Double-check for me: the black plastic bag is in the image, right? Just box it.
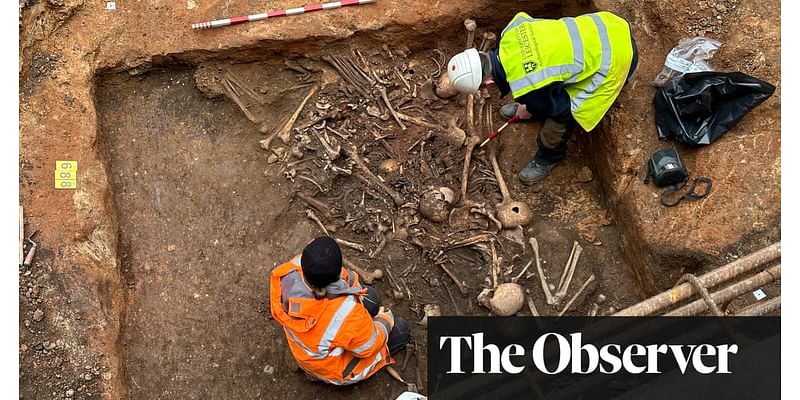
[653,71,775,146]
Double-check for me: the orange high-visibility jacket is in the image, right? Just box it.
[269,255,394,385]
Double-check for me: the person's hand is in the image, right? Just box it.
[516,103,533,120]
[376,306,395,329]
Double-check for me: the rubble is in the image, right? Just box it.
[576,166,593,183]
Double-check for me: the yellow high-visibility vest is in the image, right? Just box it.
[498,11,634,131]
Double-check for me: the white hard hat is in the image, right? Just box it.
[394,392,427,400]
[447,48,483,94]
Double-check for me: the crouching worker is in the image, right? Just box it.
[269,236,411,385]
[447,11,638,185]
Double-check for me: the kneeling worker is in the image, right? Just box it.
[269,236,410,385]
[447,11,638,184]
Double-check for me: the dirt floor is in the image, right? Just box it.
[19,0,780,398]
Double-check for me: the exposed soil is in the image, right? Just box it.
[93,23,642,395]
[19,0,780,398]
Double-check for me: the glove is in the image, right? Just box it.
[376,306,395,330]
[516,103,533,120]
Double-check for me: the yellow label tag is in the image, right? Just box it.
[56,160,77,172]
[55,160,78,190]
[54,170,76,180]
[55,179,77,189]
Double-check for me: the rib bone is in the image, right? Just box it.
[221,78,258,122]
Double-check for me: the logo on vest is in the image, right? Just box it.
[523,61,538,74]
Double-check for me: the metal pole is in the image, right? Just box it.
[736,296,781,316]
[665,264,780,316]
[614,242,780,316]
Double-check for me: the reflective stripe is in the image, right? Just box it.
[374,316,391,335]
[286,328,325,359]
[286,328,346,360]
[329,347,344,357]
[563,17,585,83]
[317,295,357,355]
[351,323,381,355]
[347,351,384,382]
[571,14,612,111]
[508,17,585,92]
[509,64,583,92]
[501,14,538,37]
[318,351,384,385]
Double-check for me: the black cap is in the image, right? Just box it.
[301,236,343,288]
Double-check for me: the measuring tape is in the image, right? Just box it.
[192,0,376,30]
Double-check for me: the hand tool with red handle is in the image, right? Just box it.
[479,115,520,147]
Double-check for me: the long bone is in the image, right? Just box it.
[294,192,333,219]
[322,55,370,97]
[378,86,406,130]
[306,209,335,235]
[530,238,557,305]
[511,259,533,283]
[260,85,318,150]
[312,129,341,161]
[464,19,477,49]
[554,241,583,303]
[345,146,405,207]
[437,261,469,295]
[486,108,533,229]
[558,274,595,316]
[455,18,484,207]
[335,238,367,252]
[343,257,384,284]
[480,32,497,52]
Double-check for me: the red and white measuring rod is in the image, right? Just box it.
[192,0,376,30]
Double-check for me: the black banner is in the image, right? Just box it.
[427,317,779,400]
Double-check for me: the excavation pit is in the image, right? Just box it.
[92,5,650,397]
[25,0,775,397]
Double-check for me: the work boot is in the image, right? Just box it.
[519,160,556,185]
[500,103,521,121]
